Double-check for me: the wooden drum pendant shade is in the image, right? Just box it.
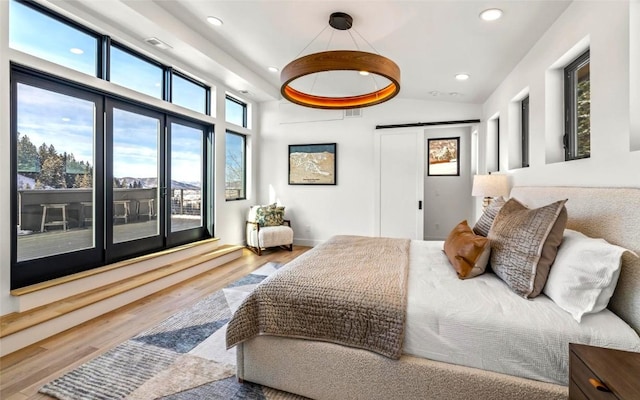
[279,12,401,110]
[280,50,401,109]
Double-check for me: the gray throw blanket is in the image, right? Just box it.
[226,235,411,359]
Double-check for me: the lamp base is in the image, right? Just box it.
[482,197,493,211]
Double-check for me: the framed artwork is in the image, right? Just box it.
[288,143,337,185]
[427,137,460,176]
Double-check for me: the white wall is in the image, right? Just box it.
[424,126,473,240]
[482,1,639,188]
[258,99,481,246]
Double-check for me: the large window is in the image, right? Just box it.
[9,0,99,76]
[9,0,219,289]
[11,69,212,288]
[564,50,590,160]
[225,132,246,201]
[521,96,530,168]
[225,95,247,127]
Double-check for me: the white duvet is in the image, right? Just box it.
[403,240,640,385]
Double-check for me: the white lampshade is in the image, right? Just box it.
[472,174,510,198]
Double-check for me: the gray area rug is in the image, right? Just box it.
[40,262,308,400]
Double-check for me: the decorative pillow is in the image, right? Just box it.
[443,220,491,279]
[488,198,567,298]
[255,204,285,226]
[544,229,636,322]
[473,196,506,237]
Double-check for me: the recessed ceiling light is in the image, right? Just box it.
[69,48,84,55]
[359,71,370,76]
[61,117,71,122]
[480,8,503,21]
[268,66,279,73]
[207,16,223,26]
[455,73,470,81]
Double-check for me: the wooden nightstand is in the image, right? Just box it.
[569,343,640,399]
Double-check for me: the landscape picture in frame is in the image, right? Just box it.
[288,143,337,185]
[428,137,460,176]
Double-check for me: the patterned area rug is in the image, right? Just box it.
[40,262,308,400]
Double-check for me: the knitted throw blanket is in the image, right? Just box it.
[226,235,411,359]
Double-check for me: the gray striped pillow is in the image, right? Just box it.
[473,196,506,237]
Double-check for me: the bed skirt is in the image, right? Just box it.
[236,336,567,400]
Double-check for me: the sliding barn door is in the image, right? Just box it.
[375,130,424,240]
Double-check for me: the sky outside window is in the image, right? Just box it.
[112,108,159,179]
[17,83,95,167]
[225,97,246,127]
[172,74,206,114]
[9,0,97,76]
[110,46,163,99]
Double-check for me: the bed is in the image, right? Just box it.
[227,186,640,399]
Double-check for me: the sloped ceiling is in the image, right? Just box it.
[45,0,572,104]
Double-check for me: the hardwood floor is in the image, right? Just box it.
[0,246,310,400]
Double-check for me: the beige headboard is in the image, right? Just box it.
[510,187,640,335]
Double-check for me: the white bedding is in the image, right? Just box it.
[404,240,640,385]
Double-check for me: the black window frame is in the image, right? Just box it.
[10,70,106,288]
[521,96,530,168]
[496,117,500,172]
[166,116,213,247]
[10,1,212,113]
[225,95,248,128]
[225,131,247,201]
[105,99,166,263]
[563,50,591,161]
[9,0,220,289]
[10,66,214,289]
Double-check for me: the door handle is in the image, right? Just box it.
[418,201,422,210]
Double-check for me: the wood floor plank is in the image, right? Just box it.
[0,246,309,399]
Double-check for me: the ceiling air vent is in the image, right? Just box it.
[344,108,362,118]
[145,37,172,50]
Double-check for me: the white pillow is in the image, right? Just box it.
[543,229,636,322]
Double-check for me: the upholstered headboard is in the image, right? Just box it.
[510,186,640,335]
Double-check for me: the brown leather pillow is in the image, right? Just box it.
[444,220,491,279]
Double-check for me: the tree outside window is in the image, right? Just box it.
[225,131,246,200]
